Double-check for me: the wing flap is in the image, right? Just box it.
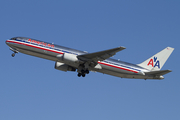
[77,46,126,62]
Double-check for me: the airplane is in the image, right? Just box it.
[6,37,174,80]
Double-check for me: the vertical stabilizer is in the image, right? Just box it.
[137,47,174,71]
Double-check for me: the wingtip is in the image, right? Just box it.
[167,47,175,51]
[119,46,126,49]
[167,69,172,72]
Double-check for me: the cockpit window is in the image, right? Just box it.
[10,37,29,41]
[10,37,17,40]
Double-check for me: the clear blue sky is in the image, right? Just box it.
[1,0,179,120]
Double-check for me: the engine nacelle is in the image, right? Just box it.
[57,53,79,64]
[55,62,76,72]
[63,53,78,63]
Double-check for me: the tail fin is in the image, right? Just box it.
[137,47,174,71]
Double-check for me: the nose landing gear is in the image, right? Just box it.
[10,48,18,57]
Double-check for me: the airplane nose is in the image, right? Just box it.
[6,40,10,45]
[6,39,12,46]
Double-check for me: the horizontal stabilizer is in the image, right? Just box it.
[145,70,172,75]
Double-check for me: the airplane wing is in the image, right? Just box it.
[77,46,126,62]
[145,70,172,75]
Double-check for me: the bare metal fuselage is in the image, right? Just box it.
[6,37,167,79]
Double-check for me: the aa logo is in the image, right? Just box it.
[147,57,160,68]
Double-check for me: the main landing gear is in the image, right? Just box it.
[77,69,89,77]
[77,64,90,77]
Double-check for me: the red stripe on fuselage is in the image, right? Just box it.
[6,40,63,54]
[6,40,139,73]
[98,61,138,73]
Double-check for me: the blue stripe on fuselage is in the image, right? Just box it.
[9,39,142,73]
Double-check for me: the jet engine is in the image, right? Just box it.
[57,53,79,64]
[63,53,79,63]
[55,62,76,72]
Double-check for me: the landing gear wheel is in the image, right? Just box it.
[12,53,15,57]
[85,70,89,74]
[78,73,81,77]
[82,74,86,77]
[77,64,90,77]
